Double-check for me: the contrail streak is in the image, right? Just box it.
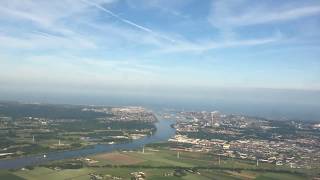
[81,0,175,43]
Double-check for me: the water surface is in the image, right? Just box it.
[0,118,175,169]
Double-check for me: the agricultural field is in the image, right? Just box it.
[2,147,317,180]
[0,102,156,159]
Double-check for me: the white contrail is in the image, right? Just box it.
[81,0,175,43]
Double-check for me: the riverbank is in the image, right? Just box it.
[2,147,318,180]
[0,118,176,169]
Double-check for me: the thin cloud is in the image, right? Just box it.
[81,0,151,32]
[229,6,320,26]
[209,1,320,28]
[0,31,96,50]
[0,0,100,50]
[81,0,175,43]
[157,35,280,54]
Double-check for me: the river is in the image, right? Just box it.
[0,118,176,169]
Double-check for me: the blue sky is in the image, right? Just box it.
[0,0,320,100]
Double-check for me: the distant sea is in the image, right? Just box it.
[0,91,319,122]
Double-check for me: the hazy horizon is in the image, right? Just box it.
[1,87,320,121]
[0,0,320,121]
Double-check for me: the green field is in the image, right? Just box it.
[2,147,317,180]
[4,167,309,180]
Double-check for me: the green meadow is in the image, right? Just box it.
[1,147,317,180]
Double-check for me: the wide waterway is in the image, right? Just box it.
[0,118,176,169]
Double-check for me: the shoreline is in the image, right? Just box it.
[0,118,176,169]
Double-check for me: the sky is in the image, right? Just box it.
[0,0,320,107]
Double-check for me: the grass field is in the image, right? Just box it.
[0,170,24,180]
[10,167,308,180]
[90,152,144,165]
[1,148,317,180]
